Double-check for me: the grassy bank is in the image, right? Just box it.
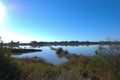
[1,40,120,80]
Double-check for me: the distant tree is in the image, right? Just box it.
[17,41,20,44]
[11,40,14,43]
[31,41,38,45]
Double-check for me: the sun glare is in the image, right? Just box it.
[0,2,5,25]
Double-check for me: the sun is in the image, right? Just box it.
[0,2,5,25]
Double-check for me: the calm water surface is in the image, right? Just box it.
[13,45,99,65]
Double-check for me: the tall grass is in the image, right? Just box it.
[0,39,21,80]
[87,45,120,80]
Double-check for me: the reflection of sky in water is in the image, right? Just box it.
[51,45,99,56]
[13,47,68,65]
[13,45,99,65]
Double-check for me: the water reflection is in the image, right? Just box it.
[12,46,68,65]
[12,45,99,65]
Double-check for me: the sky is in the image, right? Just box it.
[0,0,120,42]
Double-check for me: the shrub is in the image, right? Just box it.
[87,45,120,80]
[0,39,21,80]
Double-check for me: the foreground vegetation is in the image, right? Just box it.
[1,39,120,80]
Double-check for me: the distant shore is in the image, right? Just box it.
[4,41,120,48]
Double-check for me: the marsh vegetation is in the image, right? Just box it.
[1,38,120,80]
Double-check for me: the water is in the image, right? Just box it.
[12,45,99,65]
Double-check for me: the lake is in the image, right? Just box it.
[12,45,100,65]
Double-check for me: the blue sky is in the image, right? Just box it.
[1,0,120,42]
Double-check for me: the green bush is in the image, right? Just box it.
[0,39,21,80]
[87,45,120,80]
